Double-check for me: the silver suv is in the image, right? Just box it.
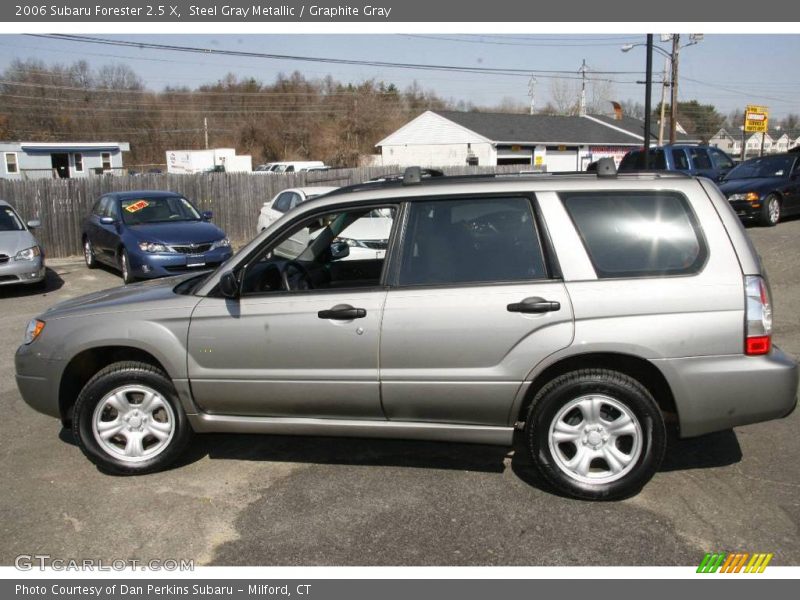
[15,163,798,500]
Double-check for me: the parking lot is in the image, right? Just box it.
[1,219,799,567]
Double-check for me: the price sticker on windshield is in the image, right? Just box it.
[124,200,150,213]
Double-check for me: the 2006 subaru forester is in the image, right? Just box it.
[15,162,799,500]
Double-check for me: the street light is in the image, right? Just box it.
[621,35,702,145]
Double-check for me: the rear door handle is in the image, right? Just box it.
[318,304,367,320]
[507,297,561,314]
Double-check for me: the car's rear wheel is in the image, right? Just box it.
[525,369,666,501]
[760,194,781,227]
[119,249,135,284]
[72,361,193,475]
[83,238,96,269]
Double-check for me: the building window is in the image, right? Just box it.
[5,152,18,174]
[101,152,112,171]
[73,153,84,173]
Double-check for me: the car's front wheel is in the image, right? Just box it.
[119,249,135,284]
[525,369,666,501]
[760,194,781,227]
[72,361,193,475]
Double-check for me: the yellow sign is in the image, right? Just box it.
[534,156,544,166]
[745,104,769,133]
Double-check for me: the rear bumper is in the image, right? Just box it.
[653,347,798,438]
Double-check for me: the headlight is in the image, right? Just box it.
[138,242,169,253]
[211,238,231,250]
[728,192,760,203]
[23,319,45,345]
[14,246,41,261]
[336,237,366,248]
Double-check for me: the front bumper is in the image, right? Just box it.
[128,247,233,279]
[15,341,63,419]
[653,346,798,438]
[0,256,45,286]
[728,199,762,219]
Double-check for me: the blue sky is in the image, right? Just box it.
[1,34,798,119]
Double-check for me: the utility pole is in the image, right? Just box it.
[658,56,669,146]
[203,117,209,150]
[528,75,537,115]
[578,59,588,117]
[643,35,653,168]
[669,34,680,144]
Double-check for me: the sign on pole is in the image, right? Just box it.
[744,105,769,133]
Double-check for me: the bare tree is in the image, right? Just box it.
[548,78,580,115]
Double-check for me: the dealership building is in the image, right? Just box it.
[376,110,698,172]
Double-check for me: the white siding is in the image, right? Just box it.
[377,111,489,146]
[380,142,494,168]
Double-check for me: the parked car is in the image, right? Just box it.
[81,191,233,284]
[718,152,800,226]
[257,187,339,231]
[0,200,45,288]
[17,163,798,500]
[256,161,328,173]
[619,144,736,181]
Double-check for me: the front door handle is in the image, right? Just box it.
[507,297,561,314]
[318,304,367,320]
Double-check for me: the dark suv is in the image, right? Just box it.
[619,144,735,182]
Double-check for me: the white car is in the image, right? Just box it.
[257,187,338,232]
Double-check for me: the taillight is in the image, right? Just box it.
[744,275,772,356]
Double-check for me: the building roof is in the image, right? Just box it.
[585,114,699,143]
[378,110,700,148]
[0,141,130,152]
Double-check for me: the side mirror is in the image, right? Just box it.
[26,219,41,229]
[330,240,350,260]
[99,216,116,225]
[201,211,213,221]
[219,270,240,299]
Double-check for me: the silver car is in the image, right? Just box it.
[15,163,798,500]
[0,200,45,288]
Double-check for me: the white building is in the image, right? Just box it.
[376,110,699,172]
[0,141,129,180]
[710,127,800,159]
[166,148,252,174]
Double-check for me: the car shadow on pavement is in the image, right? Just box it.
[181,433,512,473]
[0,267,64,298]
[56,424,743,495]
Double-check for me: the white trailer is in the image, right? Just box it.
[166,148,252,174]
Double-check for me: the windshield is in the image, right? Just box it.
[0,206,24,232]
[121,196,201,225]
[726,155,796,180]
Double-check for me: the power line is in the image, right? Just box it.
[28,34,647,79]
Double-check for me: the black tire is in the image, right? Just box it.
[119,248,135,284]
[72,361,193,475]
[760,194,781,227]
[83,237,97,269]
[525,369,666,501]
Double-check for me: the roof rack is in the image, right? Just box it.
[324,163,689,198]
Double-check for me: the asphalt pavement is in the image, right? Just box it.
[1,220,798,566]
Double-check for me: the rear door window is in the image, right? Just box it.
[398,197,548,286]
[671,149,690,170]
[689,148,714,170]
[560,191,707,278]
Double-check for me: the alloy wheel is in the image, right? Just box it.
[91,385,176,463]
[547,394,643,485]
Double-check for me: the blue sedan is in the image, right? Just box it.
[82,191,233,283]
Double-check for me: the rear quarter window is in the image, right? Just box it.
[560,191,707,278]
